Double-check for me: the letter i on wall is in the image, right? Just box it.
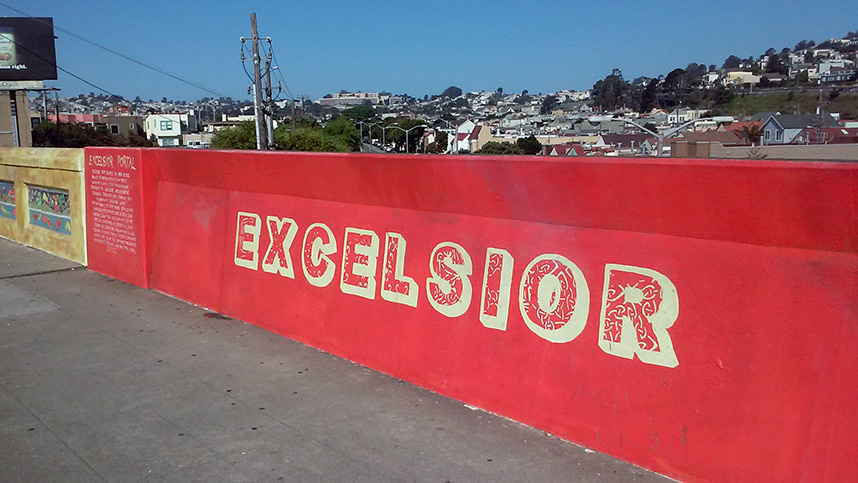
[598,264,679,368]
[479,248,514,330]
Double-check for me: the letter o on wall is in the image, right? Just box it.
[519,254,589,343]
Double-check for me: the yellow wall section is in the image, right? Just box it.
[0,148,86,264]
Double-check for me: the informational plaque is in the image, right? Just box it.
[84,147,154,287]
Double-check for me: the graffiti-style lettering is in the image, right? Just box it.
[234,211,261,271]
[427,242,473,318]
[479,248,514,331]
[519,254,589,343]
[341,228,380,299]
[262,216,298,278]
[599,264,679,367]
[381,233,418,307]
[302,222,337,288]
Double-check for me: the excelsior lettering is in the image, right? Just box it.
[232,209,680,368]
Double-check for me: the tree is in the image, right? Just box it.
[713,85,735,106]
[440,86,462,98]
[476,141,522,155]
[766,54,787,74]
[32,121,152,148]
[322,117,360,151]
[342,105,375,122]
[741,125,763,146]
[722,55,742,69]
[592,69,631,111]
[515,135,542,155]
[384,118,427,153]
[540,95,558,114]
[274,127,353,152]
[496,87,503,96]
[211,121,257,150]
[426,130,449,153]
[640,78,659,112]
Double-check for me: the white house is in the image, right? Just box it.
[668,108,707,125]
[144,112,199,147]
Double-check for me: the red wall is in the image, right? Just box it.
[86,147,858,482]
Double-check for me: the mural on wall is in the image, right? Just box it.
[28,185,71,235]
[0,180,14,220]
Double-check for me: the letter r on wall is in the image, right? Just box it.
[599,264,679,368]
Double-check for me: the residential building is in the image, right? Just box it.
[317,92,390,108]
[791,127,858,145]
[144,111,199,147]
[102,114,145,140]
[760,113,839,145]
[544,143,585,156]
[820,67,856,84]
[668,108,708,125]
[723,71,761,87]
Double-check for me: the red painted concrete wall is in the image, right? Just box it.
[85,147,157,287]
[85,147,858,482]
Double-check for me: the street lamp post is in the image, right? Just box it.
[386,124,429,153]
[355,121,366,152]
[617,116,734,156]
[436,118,457,153]
[368,121,383,151]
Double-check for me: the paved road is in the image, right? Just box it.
[0,238,670,482]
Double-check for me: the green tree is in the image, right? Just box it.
[429,130,449,153]
[515,135,542,155]
[440,86,462,98]
[541,95,558,114]
[640,78,660,112]
[476,141,522,155]
[322,117,360,151]
[713,85,735,106]
[274,127,353,152]
[722,55,742,69]
[211,121,257,150]
[32,122,151,148]
[385,118,427,153]
[342,105,375,122]
[592,69,631,111]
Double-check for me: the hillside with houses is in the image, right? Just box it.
[27,30,858,159]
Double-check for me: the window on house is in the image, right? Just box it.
[776,131,782,141]
[160,120,173,130]
[764,131,771,140]
[110,124,120,134]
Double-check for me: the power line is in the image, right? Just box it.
[7,32,201,130]
[0,2,230,98]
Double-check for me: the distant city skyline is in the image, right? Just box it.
[6,0,857,102]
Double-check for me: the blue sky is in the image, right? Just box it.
[5,0,857,102]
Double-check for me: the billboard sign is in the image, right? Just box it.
[0,17,58,81]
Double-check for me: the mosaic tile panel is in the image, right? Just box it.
[28,185,71,235]
[0,180,14,220]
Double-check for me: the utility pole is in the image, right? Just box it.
[264,49,275,149]
[250,13,267,150]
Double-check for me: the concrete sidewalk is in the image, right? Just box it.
[0,238,669,482]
